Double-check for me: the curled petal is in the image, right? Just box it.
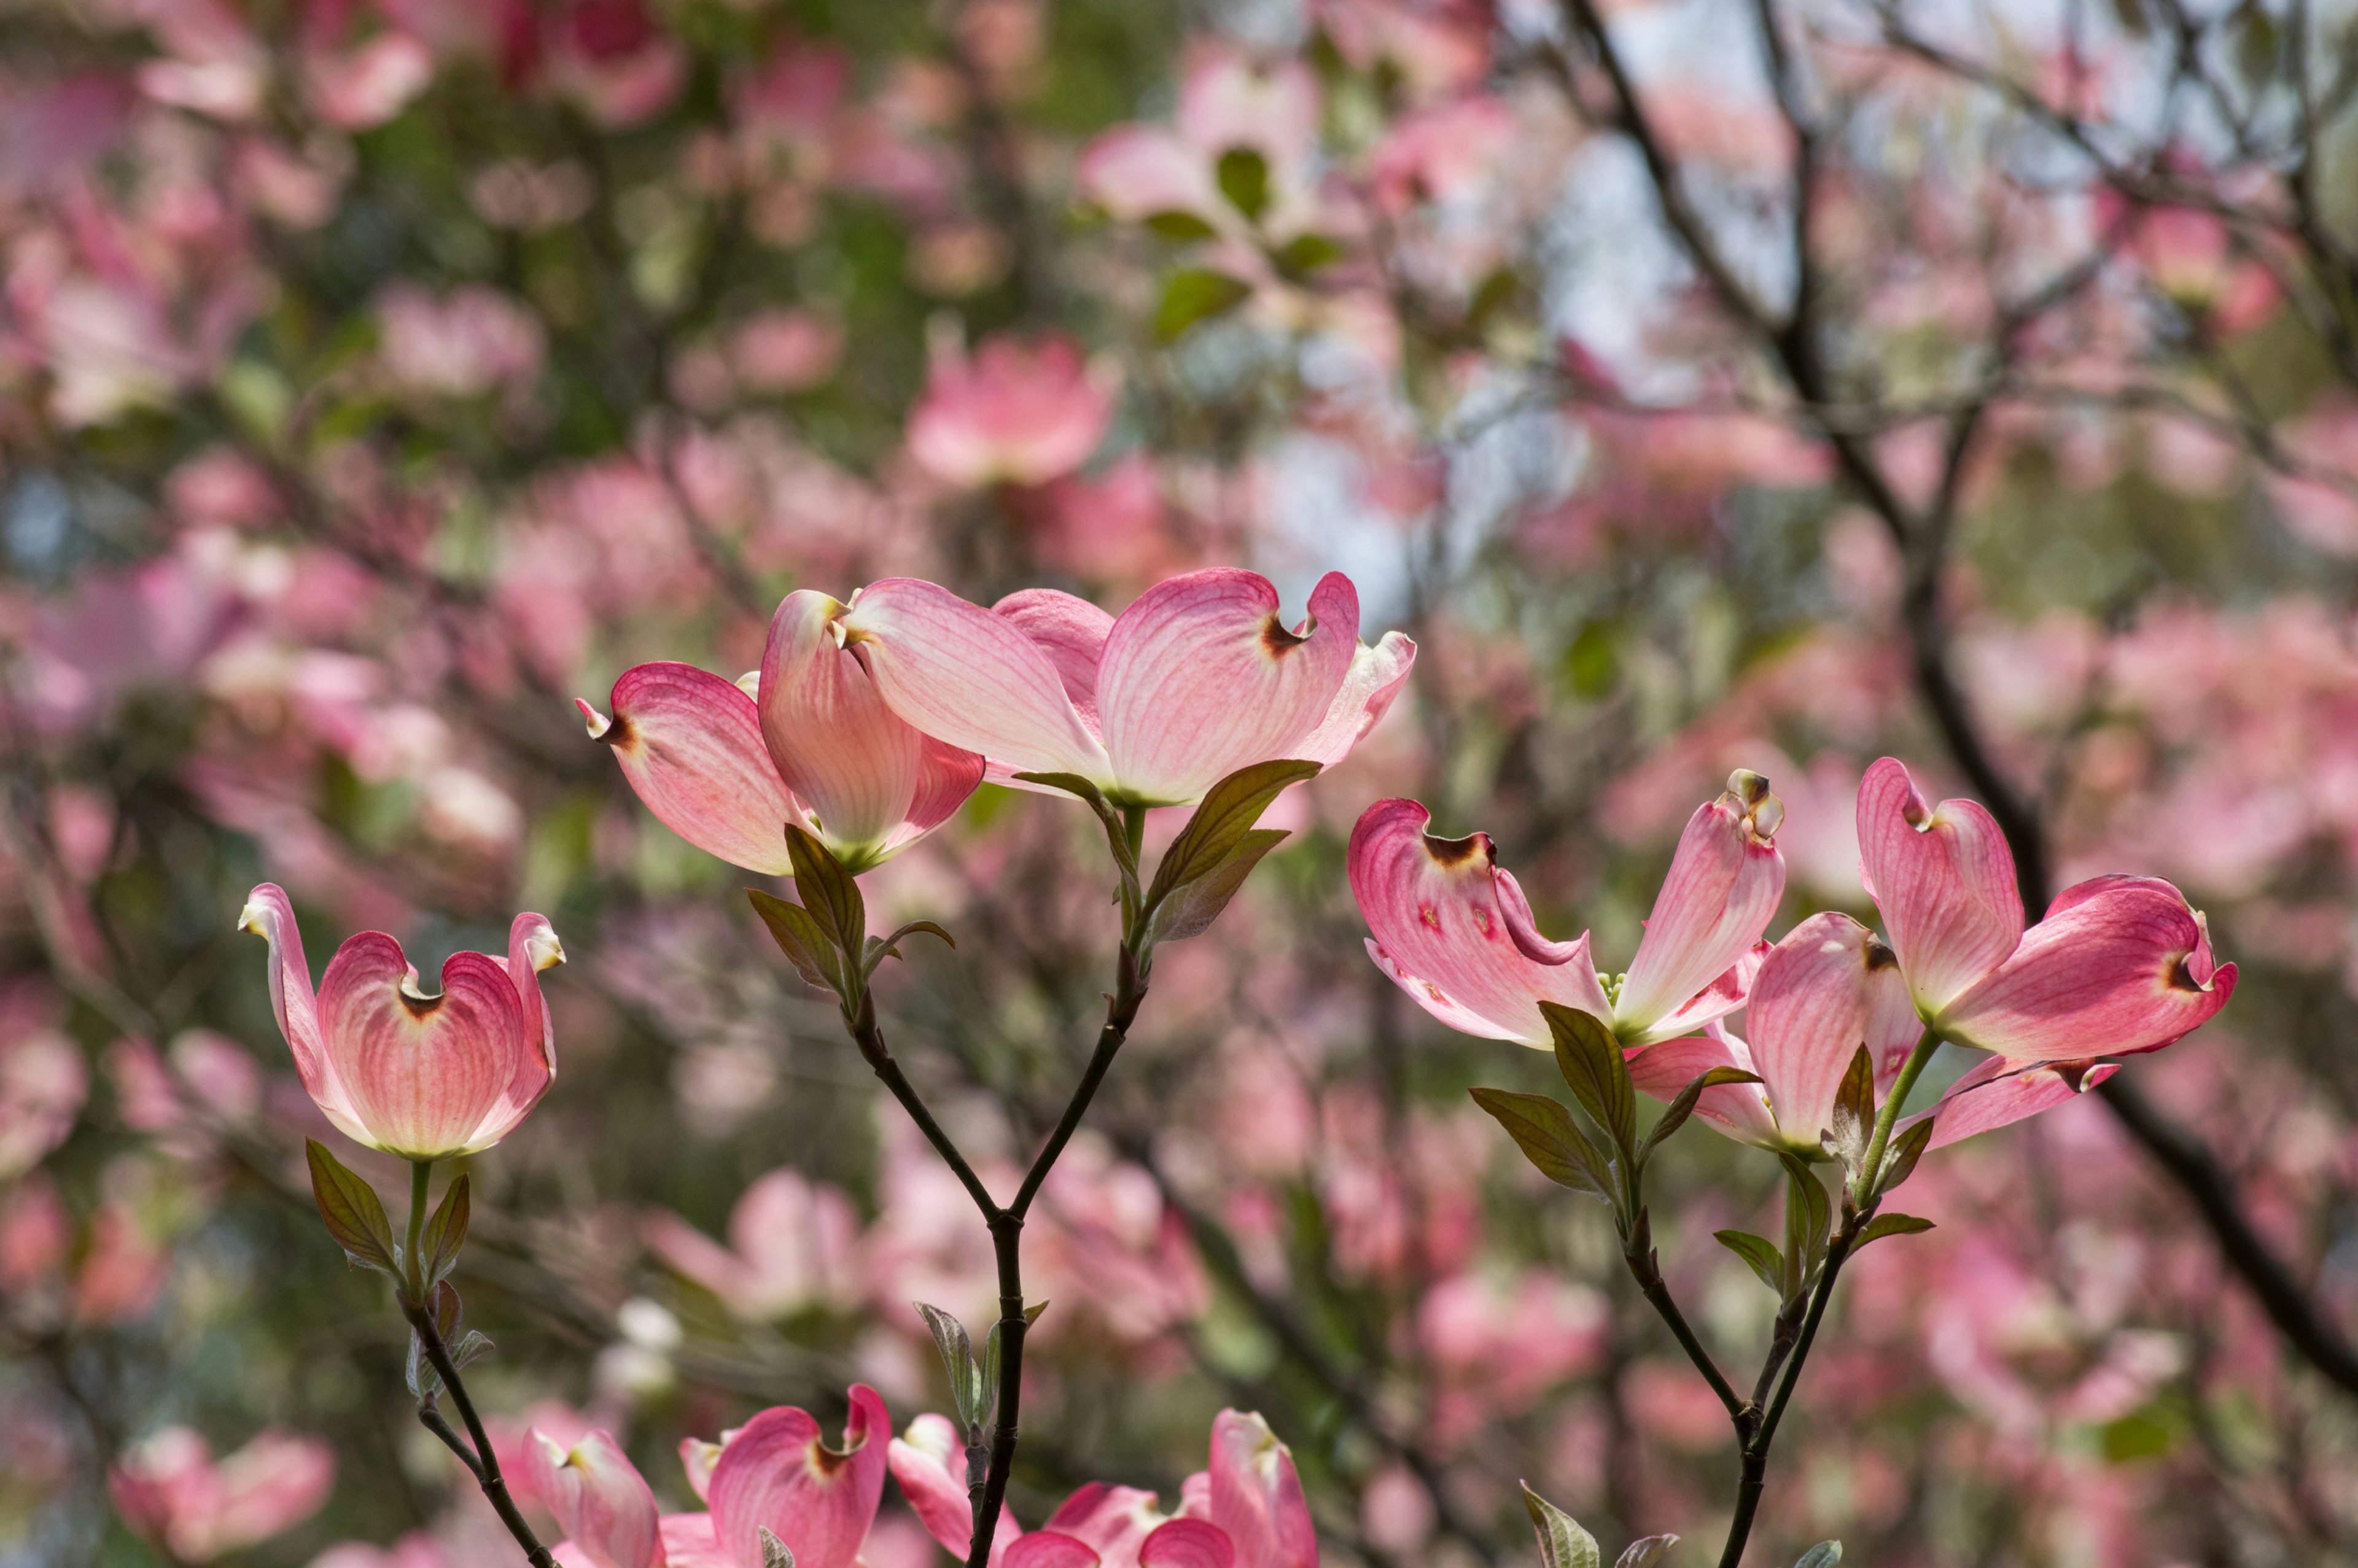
[1746,914,1919,1151]
[1915,1055,2122,1150]
[1006,1535,1102,1568]
[1046,1483,1167,1568]
[482,912,564,1146]
[996,589,1115,731]
[680,1440,723,1505]
[316,936,532,1159]
[1856,757,2023,1016]
[1350,799,1611,1047]
[527,1429,666,1568]
[238,884,369,1144]
[1139,1521,1235,1568]
[758,591,983,867]
[1095,570,1359,805]
[1937,875,2236,1060]
[707,1386,890,1568]
[1290,632,1417,772]
[585,664,803,874]
[840,579,1112,784]
[1205,1411,1315,1568]
[1614,772,1786,1045]
[1624,1029,1779,1147]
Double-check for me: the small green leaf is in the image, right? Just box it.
[865,920,956,976]
[1792,1542,1843,1568]
[1216,147,1270,220]
[979,1302,1049,1427]
[1638,1066,1762,1166]
[1145,210,1220,242]
[1875,1117,1936,1198]
[1615,1535,1678,1568]
[759,1527,796,1568]
[419,1173,470,1287]
[1543,1003,1636,1156]
[1143,759,1319,918]
[1470,1088,1614,1202]
[914,1302,986,1432]
[1714,1230,1786,1295]
[1825,1044,1875,1171]
[305,1139,397,1274]
[748,889,846,995]
[1270,233,1344,279]
[405,1279,465,1398]
[1145,828,1288,945]
[1466,266,1531,334]
[1522,1483,1601,1568]
[1853,1212,1935,1249]
[1780,1153,1832,1295]
[784,825,866,958]
[1156,269,1253,340]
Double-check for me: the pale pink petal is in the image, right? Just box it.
[1076,126,1221,222]
[316,936,532,1159]
[238,884,369,1144]
[839,579,1112,785]
[1937,875,2236,1060]
[1290,632,1417,772]
[1350,799,1611,1047]
[1745,914,1918,1151]
[527,1429,666,1568]
[1639,940,1769,1044]
[658,1513,736,1568]
[1624,1030,1778,1147]
[583,664,803,875]
[1614,772,1786,1046]
[1138,1521,1234,1568]
[1095,570,1359,805]
[1205,1412,1315,1568]
[708,1387,890,1568]
[1045,1483,1167,1568]
[759,591,982,867]
[475,912,563,1148]
[887,1416,1007,1560]
[1856,757,2023,1017]
[1917,1057,2121,1149]
[994,589,1115,730]
[1006,1534,1100,1568]
[1492,868,1595,973]
[680,1442,723,1505]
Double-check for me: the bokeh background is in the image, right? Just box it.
[5,0,2358,1564]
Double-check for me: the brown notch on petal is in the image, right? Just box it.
[1862,934,1900,971]
[397,982,446,1020]
[596,712,634,750]
[1259,613,1312,657]
[1421,829,1491,869]
[2052,1059,2099,1092]
[2165,952,2209,993]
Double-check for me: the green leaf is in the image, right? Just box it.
[1466,266,1531,334]
[1143,759,1319,917]
[1216,147,1270,220]
[305,1139,397,1274]
[1011,772,1141,904]
[1713,1229,1786,1295]
[1145,828,1288,945]
[1145,210,1220,242]
[1270,233,1344,280]
[1826,1044,1875,1170]
[1792,1542,1843,1568]
[1522,1483,1601,1568]
[1874,1117,1936,1199]
[1543,1003,1635,1156]
[1156,269,1253,340]
[914,1302,986,1432]
[979,1301,1049,1426]
[1615,1536,1679,1568]
[784,825,865,958]
[759,1527,796,1568]
[1469,1088,1614,1202]
[748,889,846,995]
[405,1279,464,1398]
[419,1173,470,1287]
[865,920,956,976]
[1853,1212,1935,1250]
[1638,1066,1762,1166]
[1780,1152,1832,1293]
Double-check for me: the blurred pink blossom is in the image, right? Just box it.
[110,1427,337,1563]
[644,1166,865,1321]
[907,334,1114,489]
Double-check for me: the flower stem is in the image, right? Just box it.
[1853,1026,1940,1207]
[400,1292,555,1568]
[407,1159,432,1294]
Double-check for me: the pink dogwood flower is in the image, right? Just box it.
[581,589,987,874]
[239,883,563,1160]
[526,1386,890,1568]
[907,334,1114,489]
[1348,770,1785,1049]
[109,1426,335,1564]
[836,569,1415,807]
[890,1407,1312,1568]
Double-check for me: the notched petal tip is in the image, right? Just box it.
[1420,828,1492,869]
[577,698,615,743]
[1721,768,1783,844]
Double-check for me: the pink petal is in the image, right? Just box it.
[1290,632,1417,772]
[839,579,1112,785]
[1046,1483,1167,1568]
[1138,1521,1234,1568]
[1614,771,1786,1045]
[1349,799,1613,1046]
[681,1440,723,1505]
[1075,125,1222,222]
[1624,1030,1778,1147]
[1937,875,2236,1060]
[1205,1411,1315,1568]
[1856,757,2023,1017]
[708,1386,890,1568]
[316,935,532,1159]
[995,589,1115,731]
[758,591,983,868]
[1916,1057,2121,1150]
[658,1514,736,1568]
[1006,1534,1102,1568]
[584,664,804,875]
[527,1429,666,1568]
[1639,940,1769,1044]
[478,912,563,1148]
[1095,570,1360,805]
[888,1416,1013,1560]
[238,884,369,1144]
[1745,914,1918,1151]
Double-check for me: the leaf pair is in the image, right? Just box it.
[1522,1483,1676,1568]
[750,826,954,1006]
[305,1139,468,1290]
[914,1299,1048,1444]
[1713,1154,1831,1307]
[405,1279,491,1400]
[1822,1044,1935,1208]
